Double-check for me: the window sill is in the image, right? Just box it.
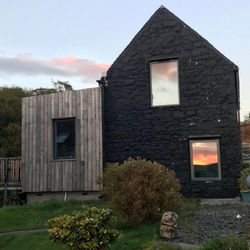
[150,104,181,109]
[52,158,77,162]
[191,178,222,182]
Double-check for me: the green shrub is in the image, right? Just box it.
[47,206,120,250]
[201,235,248,250]
[239,167,250,190]
[102,157,182,225]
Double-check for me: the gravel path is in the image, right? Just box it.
[172,203,250,245]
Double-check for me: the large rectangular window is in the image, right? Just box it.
[150,60,179,106]
[189,139,221,181]
[53,118,75,160]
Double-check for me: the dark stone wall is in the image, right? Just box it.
[103,7,241,198]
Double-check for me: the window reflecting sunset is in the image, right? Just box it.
[192,141,218,165]
[190,140,220,179]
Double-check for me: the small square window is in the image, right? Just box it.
[150,60,179,106]
[53,118,75,160]
[189,139,221,181]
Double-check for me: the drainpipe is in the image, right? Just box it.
[96,76,108,172]
[234,65,242,170]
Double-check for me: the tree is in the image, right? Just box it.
[0,87,29,157]
[0,81,73,157]
[32,80,73,96]
[53,80,73,92]
[242,113,250,125]
[241,113,250,143]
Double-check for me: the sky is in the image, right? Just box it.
[0,0,249,119]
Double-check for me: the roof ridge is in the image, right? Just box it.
[108,6,236,74]
[160,7,236,66]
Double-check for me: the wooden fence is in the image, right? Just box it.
[0,157,21,185]
[242,143,250,167]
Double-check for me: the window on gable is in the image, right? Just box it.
[189,139,221,181]
[150,60,179,106]
[53,118,75,160]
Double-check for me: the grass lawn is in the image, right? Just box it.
[0,225,186,250]
[0,232,67,250]
[142,240,189,250]
[0,199,103,232]
[0,198,202,249]
[110,220,160,250]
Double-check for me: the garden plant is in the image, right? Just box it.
[239,167,250,202]
[101,157,182,225]
[47,206,120,250]
[201,235,249,250]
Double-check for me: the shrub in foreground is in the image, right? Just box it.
[102,157,181,225]
[201,235,248,250]
[239,167,250,190]
[47,206,120,250]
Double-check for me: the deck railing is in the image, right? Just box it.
[0,157,21,185]
[242,143,250,167]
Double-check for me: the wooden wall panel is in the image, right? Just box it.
[22,88,103,193]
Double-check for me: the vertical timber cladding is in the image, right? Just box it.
[22,88,103,193]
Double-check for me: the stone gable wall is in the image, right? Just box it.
[103,8,241,197]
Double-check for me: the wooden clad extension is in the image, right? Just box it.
[22,88,103,193]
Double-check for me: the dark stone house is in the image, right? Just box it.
[102,6,241,198]
[22,6,241,201]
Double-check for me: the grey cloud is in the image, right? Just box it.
[0,55,110,82]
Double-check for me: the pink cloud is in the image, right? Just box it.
[0,54,111,82]
[51,56,110,80]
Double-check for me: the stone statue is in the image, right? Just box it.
[160,211,178,239]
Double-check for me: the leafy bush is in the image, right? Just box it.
[102,157,181,225]
[239,167,250,190]
[201,235,248,250]
[47,206,120,250]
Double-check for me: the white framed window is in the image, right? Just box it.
[150,60,179,107]
[189,139,221,181]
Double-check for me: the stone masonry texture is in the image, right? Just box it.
[103,6,241,198]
